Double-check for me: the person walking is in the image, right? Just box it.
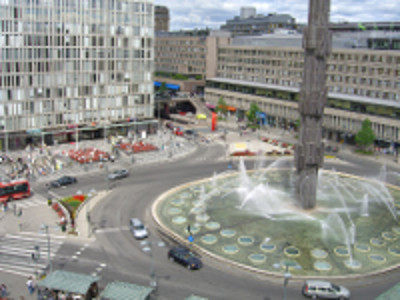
[0,283,8,298]
[26,276,35,294]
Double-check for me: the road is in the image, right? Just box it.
[29,141,400,300]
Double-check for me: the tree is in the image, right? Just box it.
[355,119,375,151]
[247,102,261,126]
[159,82,168,93]
[215,97,228,116]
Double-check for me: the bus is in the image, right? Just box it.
[0,179,31,203]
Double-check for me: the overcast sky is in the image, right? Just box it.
[154,0,400,31]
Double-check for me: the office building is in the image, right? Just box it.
[0,0,154,150]
[220,7,296,36]
[154,30,231,93]
[204,31,400,144]
[155,5,169,32]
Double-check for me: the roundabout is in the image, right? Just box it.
[152,158,400,278]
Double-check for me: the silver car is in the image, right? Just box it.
[129,218,148,240]
[302,280,350,299]
[107,169,129,180]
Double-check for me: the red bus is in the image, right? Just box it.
[0,179,31,203]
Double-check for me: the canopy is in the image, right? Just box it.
[154,81,180,91]
[196,114,207,120]
[37,270,100,295]
[99,281,154,300]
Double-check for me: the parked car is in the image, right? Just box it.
[302,280,350,299]
[129,218,148,239]
[107,169,129,180]
[51,176,77,188]
[167,247,202,270]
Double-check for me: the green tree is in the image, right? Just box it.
[215,97,228,116]
[159,82,168,93]
[247,102,261,126]
[355,119,375,151]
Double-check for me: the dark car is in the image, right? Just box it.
[107,169,129,180]
[168,247,202,270]
[51,176,77,188]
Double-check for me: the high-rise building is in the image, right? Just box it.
[155,5,169,32]
[0,0,154,150]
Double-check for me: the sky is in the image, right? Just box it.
[154,0,400,31]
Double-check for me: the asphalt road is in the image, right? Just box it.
[32,143,400,300]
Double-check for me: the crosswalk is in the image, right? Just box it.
[0,231,65,277]
[10,197,46,210]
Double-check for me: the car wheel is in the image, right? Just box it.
[187,264,192,270]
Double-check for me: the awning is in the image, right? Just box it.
[99,281,154,300]
[154,81,180,91]
[26,128,42,135]
[37,270,100,295]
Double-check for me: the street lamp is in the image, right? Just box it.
[273,261,301,300]
[141,240,165,288]
[40,224,52,273]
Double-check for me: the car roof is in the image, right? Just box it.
[130,218,142,224]
[305,280,333,287]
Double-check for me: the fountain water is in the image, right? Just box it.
[155,157,400,277]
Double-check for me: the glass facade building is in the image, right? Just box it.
[0,0,154,144]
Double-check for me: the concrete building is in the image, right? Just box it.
[154,30,231,93]
[240,7,256,19]
[155,5,169,32]
[220,8,296,36]
[204,32,400,144]
[0,0,155,150]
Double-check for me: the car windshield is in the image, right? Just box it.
[134,225,144,230]
[331,284,340,292]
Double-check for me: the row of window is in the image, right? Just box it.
[206,81,400,119]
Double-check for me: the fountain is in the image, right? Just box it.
[151,0,400,278]
[153,157,400,277]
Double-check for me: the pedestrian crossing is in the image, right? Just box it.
[9,197,46,210]
[0,231,65,277]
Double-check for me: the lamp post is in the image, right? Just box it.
[40,224,51,273]
[141,240,165,288]
[273,261,301,300]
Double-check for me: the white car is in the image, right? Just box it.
[130,218,148,240]
[302,280,350,300]
[107,169,129,180]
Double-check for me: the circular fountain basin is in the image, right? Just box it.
[153,164,400,277]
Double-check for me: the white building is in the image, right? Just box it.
[0,0,155,149]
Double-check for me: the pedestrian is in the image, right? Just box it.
[1,283,8,298]
[26,276,35,294]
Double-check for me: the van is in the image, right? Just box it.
[129,218,148,240]
[302,280,350,299]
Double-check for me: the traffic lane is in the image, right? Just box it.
[89,161,306,300]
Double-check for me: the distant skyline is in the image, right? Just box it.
[154,0,400,31]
